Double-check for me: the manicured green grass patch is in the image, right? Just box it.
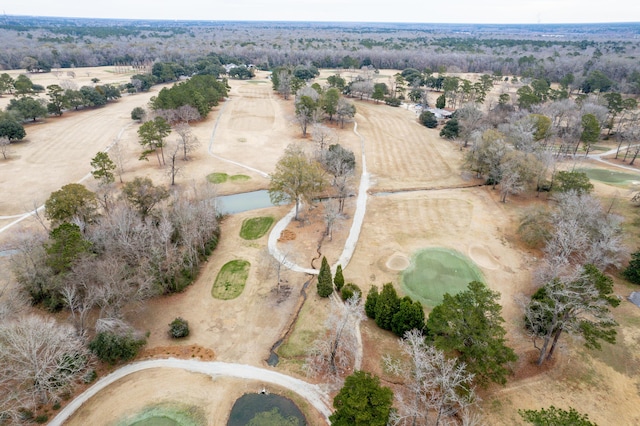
[229,174,251,182]
[576,168,640,187]
[206,172,228,184]
[401,247,483,307]
[239,216,274,240]
[207,173,251,184]
[211,260,250,300]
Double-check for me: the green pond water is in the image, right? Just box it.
[401,248,484,307]
[130,417,180,426]
[577,168,640,186]
[227,393,306,426]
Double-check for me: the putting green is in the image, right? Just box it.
[577,168,640,187]
[401,248,483,307]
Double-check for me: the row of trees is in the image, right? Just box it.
[3,18,638,93]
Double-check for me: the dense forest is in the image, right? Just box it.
[1,16,639,92]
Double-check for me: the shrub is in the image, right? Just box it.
[169,317,190,338]
[384,97,401,107]
[341,283,362,301]
[419,111,438,128]
[35,414,49,424]
[131,106,145,121]
[89,332,146,364]
[83,369,97,384]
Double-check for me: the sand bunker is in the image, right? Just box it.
[386,253,411,271]
[468,245,500,270]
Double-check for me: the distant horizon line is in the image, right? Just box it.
[3,13,640,26]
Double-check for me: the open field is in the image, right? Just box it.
[3,68,640,425]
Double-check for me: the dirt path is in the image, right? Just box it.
[49,359,332,426]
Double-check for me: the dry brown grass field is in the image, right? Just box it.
[2,68,640,425]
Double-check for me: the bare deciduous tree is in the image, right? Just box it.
[0,137,10,160]
[305,295,364,383]
[311,123,336,151]
[384,329,477,426]
[174,123,200,161]
[0,315,90,420]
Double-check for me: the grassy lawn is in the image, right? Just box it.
[211,260,250,300]
[207,172,228,184]
[206,173,251,184]
[577,168,640,187]
[401,247,483,307]
[229,174,251,182]
[239,216,274,240]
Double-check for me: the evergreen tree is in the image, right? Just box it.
[374,283,400,331]
[365,285,379,319]
[519,406,597,426]
[330,370,393,426]
[439,118,459,139]
[391,297,425,337]
[427,281,517,386]
[334,264,345,291]
[623,250,640,284]
[317,256,333,297]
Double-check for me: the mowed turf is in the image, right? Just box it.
[239,216,274,240]
[577,168,640,187]
[211,260,251,300]
[401,247,483,307]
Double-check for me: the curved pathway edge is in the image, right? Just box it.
[49,359,332,425]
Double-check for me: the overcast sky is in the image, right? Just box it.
[3,0,639,24]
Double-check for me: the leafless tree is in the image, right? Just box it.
[536,192,625,284]
[0,315,90,420]
[457,103,485,149]
[175,105,201,123]
[384,329,477,426]
[109,139,126,183]
[259,244,293,296]
[311,123,336,152]
[305,295,364,383]
[336,98,356,128]
[165,139,182,186]
[0,137,10,160]
[174,123,200,161]
[323,199,343,241]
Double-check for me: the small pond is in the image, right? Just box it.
[227,393,306,426]
[217,190,277,215]
[401,247,483,307]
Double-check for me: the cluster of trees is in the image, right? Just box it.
[269,139,356,237]
[516,190,625,366]
[433,87,638,202]
[367,281,516,387]
[150,74,228,118]
[364,283,425,338]
[4,175,220,418]
[0,73,125,142]
[329,281,517,425]
[2,17,639,95]
[11,178,220,328]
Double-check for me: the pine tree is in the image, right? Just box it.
[374,283,400,331]
[334,264,345,291]
[365,285,379,319]
[317,256,333,297]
